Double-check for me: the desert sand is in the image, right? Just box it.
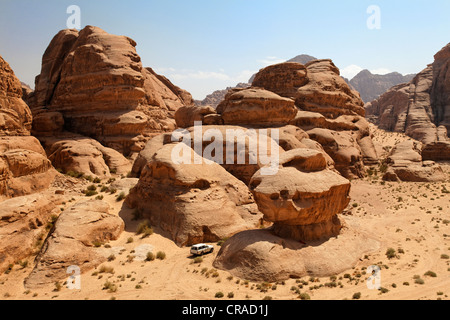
[0,125,448,301]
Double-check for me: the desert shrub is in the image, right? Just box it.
[146,252,155,261]
[54,281,62,292]
[99,265,115,274]
[103,281,117,292]
[66,171,84,178]
[215,292,224,298]
[227,292,234,298]
[156,251,166,260]
[352,292,361,300]
[298,292,311,300]
[386,248,397,259]
[379,287,389,293]
[93,177,101,183]
[193,256,203,264]
[116,191,127,201]
[136,220,153,237]
[424,270,437,277]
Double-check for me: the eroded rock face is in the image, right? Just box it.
[0,56,32,136]
[251,60,377,178]
[28,26,193,156]
[366,43,450,161]
[382,140,446,182]
[249,148,351,241]
[126,143,263,246]
[0,193,63,273]
[0,55,57,198]
[213,226,379,282]
[216,88,297,126]
[42,134,131,178]
[24,200,124,289]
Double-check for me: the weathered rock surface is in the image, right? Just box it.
[249,148,351,241]
[382,140,446,182]
[42,134,131,178]
[28,26,193,156]
[366,43,450,161]
[252,60,377,178]
[0,193,63,273]
[174,105,221,128]
[24,200,124,288]
[0,56,32,136]
[0,55,57,198]
[213,226,379,282]
[216,88,297,126]
[126,143,263,246]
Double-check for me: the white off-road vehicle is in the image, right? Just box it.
[190,243,214,256]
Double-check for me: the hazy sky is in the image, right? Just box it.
[1,0,449,99]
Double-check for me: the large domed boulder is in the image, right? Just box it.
[216,88,297,126]
[213,149,379,282]
[126,143,263,246]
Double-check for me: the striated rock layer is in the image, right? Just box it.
[366,43,450,160]
[0,55,57,198]
[28,26,193,157]
[126,143,263,246]
[252,60,377,178]
[24,200,124,289]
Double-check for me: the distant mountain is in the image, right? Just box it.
[196,55,413,107]
[198,54,318,108]
[287,54,317,64]
[194,82,250,108]
[348,70,416,103]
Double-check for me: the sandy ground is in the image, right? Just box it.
[0,126,448,300]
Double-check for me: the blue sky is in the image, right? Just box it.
[1,0,449,99]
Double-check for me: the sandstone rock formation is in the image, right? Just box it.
[196,54,317,108]
[28,26,193,157]
[25,200,124,288]
[252,60,378,178]
[382,140,446,182]
[42,134,131,178]
[0,55,57,198]
[366,43,450,161]
[126,143,263,246]
[0,56,32,136]
[249,148,351,241]
[212,145,379,283]
[213,226,379,282]
[216,88,297,126]
[0,193,63,273]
